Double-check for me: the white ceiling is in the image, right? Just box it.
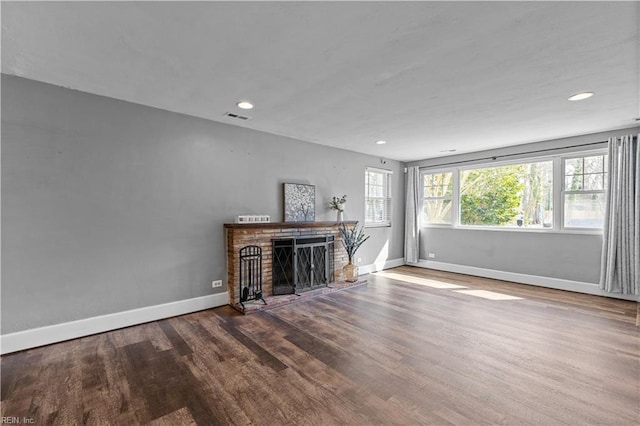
[2,1,639,162]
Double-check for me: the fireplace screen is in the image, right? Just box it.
[272,235,334,295]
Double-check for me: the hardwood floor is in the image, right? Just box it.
[2,266,639,425]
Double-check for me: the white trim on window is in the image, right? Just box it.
[366,167,394,175]
[418,148,607,234]
[560,150,608,230]
[365,167,392,227]
[421,170,454,226]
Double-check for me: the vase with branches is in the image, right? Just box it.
[329,195,347,222]
[339,222,369,282]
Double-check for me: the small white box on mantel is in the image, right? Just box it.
[236,215,271,224]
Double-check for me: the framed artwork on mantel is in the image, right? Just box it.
[283,183,315,222]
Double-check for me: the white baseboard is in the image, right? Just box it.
[413,260,639,302]
[0,292,229,355]
[359,258,405,275]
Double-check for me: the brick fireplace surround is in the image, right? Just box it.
[224,221,357,312]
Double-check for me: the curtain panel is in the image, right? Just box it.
[404,166,420,264]
[600,134,639,295]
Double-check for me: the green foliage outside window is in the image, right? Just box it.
[460,165,525,226]
[423,155,604,229]
[458,161,553,227]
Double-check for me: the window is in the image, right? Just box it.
[460,160,553,228]
[563,154,607,228]
[422,172,454,224]
[419,149,607,232]
[365,168,392,226]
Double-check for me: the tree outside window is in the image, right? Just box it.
[422,172,453,224]
[460,162,553,228]
[423,161,553,228]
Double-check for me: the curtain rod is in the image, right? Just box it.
[418,140,610,169]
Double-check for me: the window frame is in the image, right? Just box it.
[364,167,393,228]
[418,148,607,234]
[457,155,555,231]
[421,169,457,227]
[560,150,608,231]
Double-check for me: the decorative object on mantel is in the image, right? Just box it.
[339,221,370,282]
[283,183,315,222]
[329,194,347,222]
[236,215,271,224]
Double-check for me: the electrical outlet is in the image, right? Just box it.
[357,257,362,264]
[212,280,223,288]
[428,253,436,259]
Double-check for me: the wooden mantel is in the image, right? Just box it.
[224,221,357,229]
[224,221,357,311]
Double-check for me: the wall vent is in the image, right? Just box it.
[224,112,250,120]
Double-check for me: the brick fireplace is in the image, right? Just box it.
[224,221,356,311]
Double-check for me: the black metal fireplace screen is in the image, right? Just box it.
[239,245,266,309]
[272,235,334,295]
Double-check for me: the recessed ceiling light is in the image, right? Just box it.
[236,101,254,110]
[376,140,387,145]
[568,92,594,101]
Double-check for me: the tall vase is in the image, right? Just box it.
[343,261,358,282]
[336,210,344,222]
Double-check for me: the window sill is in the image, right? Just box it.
[365,223,391,229]
[420,224,603,235]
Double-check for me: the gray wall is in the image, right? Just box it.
[408,127,640,284]
[1,75,405,334]
[419,228,602,283]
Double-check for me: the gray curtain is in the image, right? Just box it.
[404,166,420,264]
[600,134,640,294]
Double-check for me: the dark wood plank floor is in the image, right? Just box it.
[2,266,639,425]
